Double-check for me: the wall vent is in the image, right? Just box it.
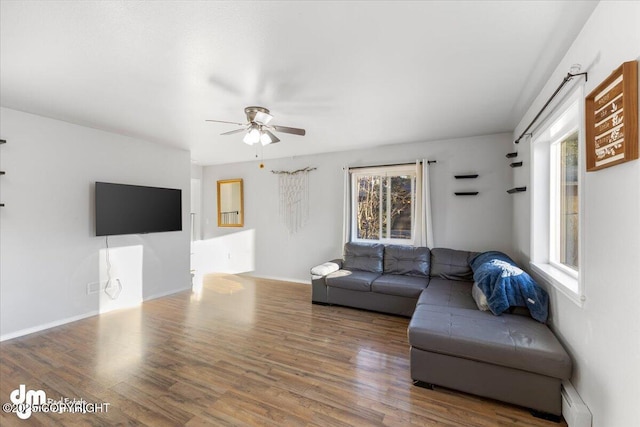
[561,380,592,427]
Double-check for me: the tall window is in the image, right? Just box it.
[551,130,579,271]
[351,165,417,244]
[531,89,583,305]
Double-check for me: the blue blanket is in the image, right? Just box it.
[470,251,549,323]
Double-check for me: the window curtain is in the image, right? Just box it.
[341,166,351,248]
[415,160,434,247]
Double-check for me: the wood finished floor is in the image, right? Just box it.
[0,274,566,426]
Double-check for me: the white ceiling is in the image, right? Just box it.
[0,1,598,165]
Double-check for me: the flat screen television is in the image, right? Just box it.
[95,182,182,236]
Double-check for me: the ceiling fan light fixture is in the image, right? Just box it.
[260,131,273,146]
[243,127,261,145]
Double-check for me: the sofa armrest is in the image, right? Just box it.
[311,259,342,304]
[311,259,342,277]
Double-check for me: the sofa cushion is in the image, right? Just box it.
[383,245,430,277]
[430,248,478,281]
[343,242,384,273]
[417,278,477,310]
[371,274,428,298]
[325,270,380,292]
[408,304,572,380]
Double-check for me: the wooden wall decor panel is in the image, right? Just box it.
[586,60,638,171]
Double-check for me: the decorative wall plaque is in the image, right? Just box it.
[585,60,638,171]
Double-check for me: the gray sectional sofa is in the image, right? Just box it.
[311,242,572,419]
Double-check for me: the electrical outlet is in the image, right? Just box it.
[86,279,120,295]
[87,281,104,294]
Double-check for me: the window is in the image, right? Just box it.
[531,88,584,305]
[351,165,417,245]
[550,131,579,272]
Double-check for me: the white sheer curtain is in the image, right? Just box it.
[341,166,351,248]
[415,160,434,247]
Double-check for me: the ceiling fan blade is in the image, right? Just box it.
[254,111,273,125]
[273,125,306,136]
[220,128,246,136]
[263,130,280,144]
[205,119,246,126]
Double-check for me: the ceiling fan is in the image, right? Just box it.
[206,106,306,146]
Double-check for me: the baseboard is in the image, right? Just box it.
[1,285,193,342]
[562,380,592,427]
[0,310,99,342]
[144,285,193,301]
[242,273,311,285]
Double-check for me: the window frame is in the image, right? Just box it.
[530,86,585,306]
[350,164,419,246]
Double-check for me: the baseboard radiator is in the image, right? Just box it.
[562,380,592,427]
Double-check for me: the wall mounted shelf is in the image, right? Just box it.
[454,192,479,196]
[507,187,527,194]
[510,162,523,168]
[0,139,6,144]
[454,174,479,179]
[506,152,518,158]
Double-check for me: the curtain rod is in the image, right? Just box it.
[514,70,588,144]
[346,160,436,171]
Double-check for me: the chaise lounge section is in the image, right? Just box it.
[410,288,572,418]
[311,242,572,419]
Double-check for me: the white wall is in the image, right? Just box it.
[198,133,513,283]
[0,107,192,340]
[512,3,640,426]
[191,164,203,241]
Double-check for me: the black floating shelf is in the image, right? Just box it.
[454,174,479,179]
[506,152,518,158]
[0,139,6,144]
[0,171,5,175]
[0,203,4,207]
[454,192,479,196]
[510,162,523,168]
[507,187,527,194]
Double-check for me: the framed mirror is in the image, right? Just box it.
[217,179,244,227]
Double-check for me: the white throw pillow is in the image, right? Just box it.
[310,262,340,277]
[472,282,490,311]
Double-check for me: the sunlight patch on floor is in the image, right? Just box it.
[204,273,245,295]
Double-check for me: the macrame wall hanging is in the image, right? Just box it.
[271,167,316,234]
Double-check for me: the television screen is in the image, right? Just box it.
[95,182,182,236]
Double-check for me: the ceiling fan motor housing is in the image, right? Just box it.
[245,106,270,123]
